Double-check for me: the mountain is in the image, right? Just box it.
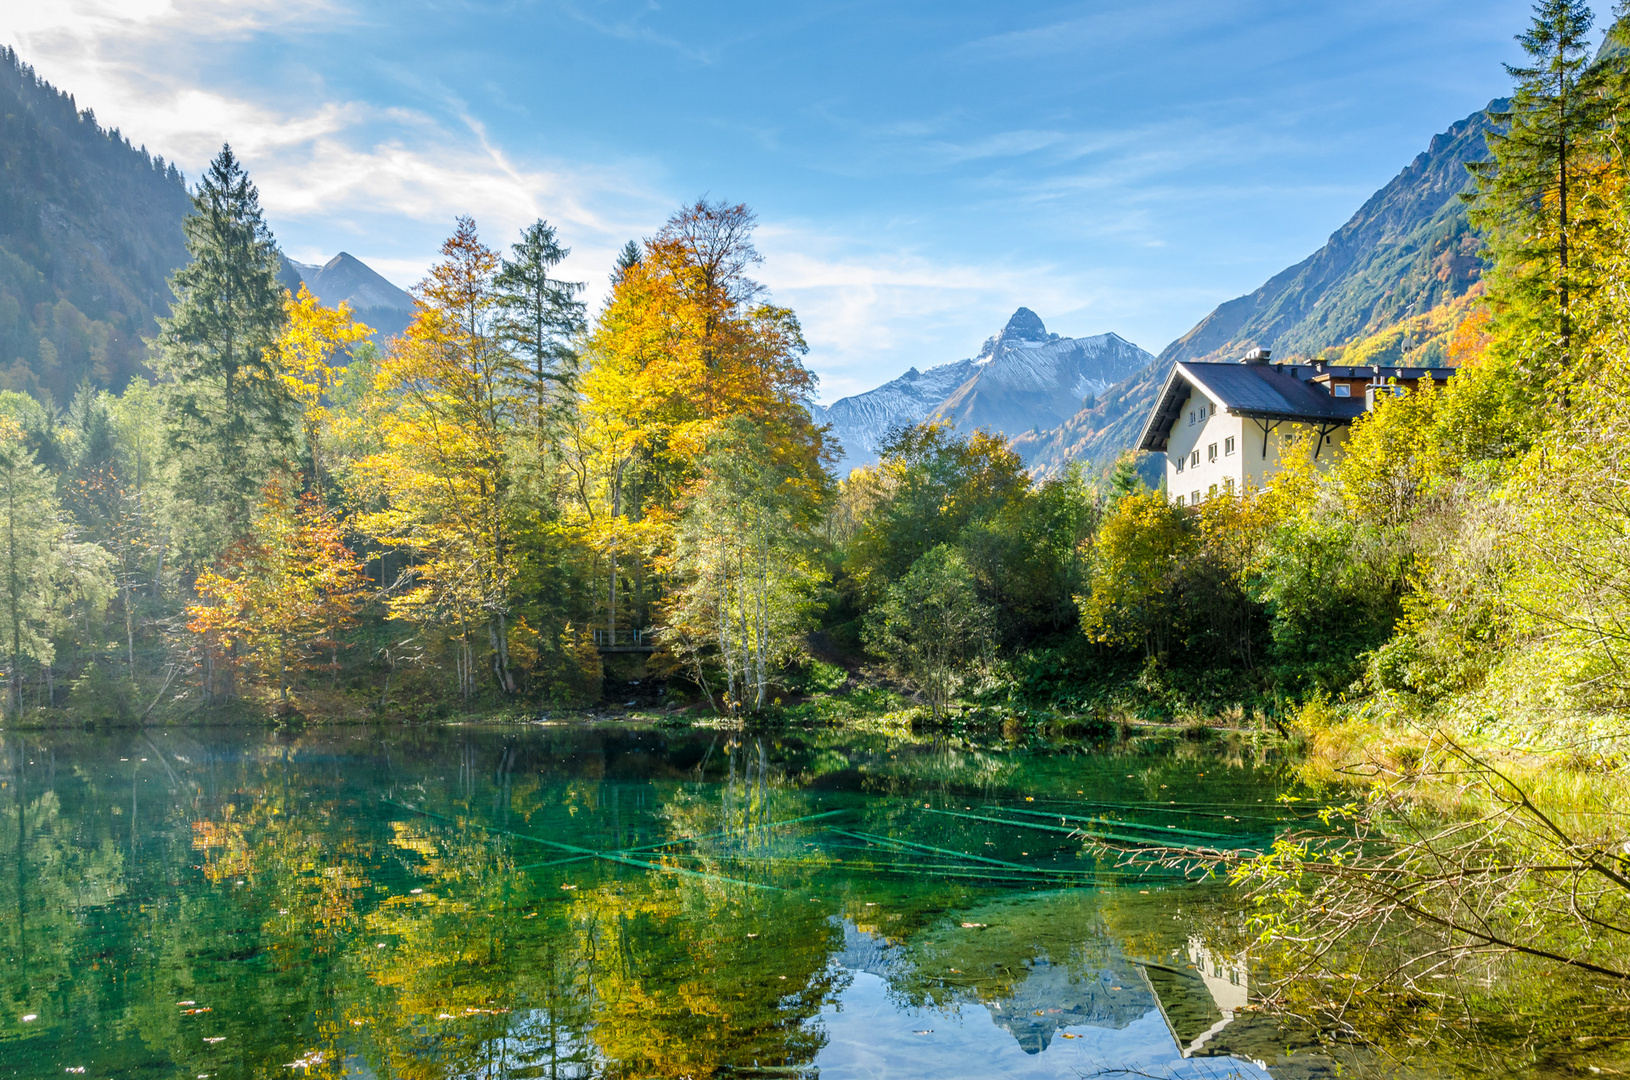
[814,308,1153,473]
[930,310,1150,436]
[0,46,192,401]
[280,252,416,340]
[1018,104,1498,479]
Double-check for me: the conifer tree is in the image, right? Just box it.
[494,220,587,452]
[153,144,293,541]
[1467,0,1610,372]
[611,240,643,285]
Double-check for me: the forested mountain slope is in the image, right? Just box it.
[0,46,193,401]
[1160,105,1494,366]
[1018,105,1498,478]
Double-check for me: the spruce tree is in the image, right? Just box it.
[153,144,292,542]
[493,220,587,451]
[610,239,643,285]
[1466,0,1608,372]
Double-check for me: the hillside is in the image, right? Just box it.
[1019,105,1497,479]
[1160,105,1493,367]
[0,46,193,401]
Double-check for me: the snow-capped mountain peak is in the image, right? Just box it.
[812,309,1154,475]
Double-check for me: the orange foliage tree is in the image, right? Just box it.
[188,477,367,707]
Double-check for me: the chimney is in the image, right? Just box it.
[1241,347,1271,364]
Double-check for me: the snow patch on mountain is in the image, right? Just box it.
[810,357,982,473]
[814,309,1154,475]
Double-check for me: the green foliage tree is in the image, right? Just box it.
[610,239,643,285]
[494,220,587,453]
[152,144,293,546]
[863,544,992,717]
[0,416,113,714]
[663,417,828,713]
[1467,0,1619,379]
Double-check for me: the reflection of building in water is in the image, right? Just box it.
[1139,937,1255,1059]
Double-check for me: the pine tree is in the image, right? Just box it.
[611,239,643,285]
[1466,0,1611,372]
[493,220,587,452]
[152,144,293,541]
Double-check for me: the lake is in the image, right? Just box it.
[0,723,1376,1079]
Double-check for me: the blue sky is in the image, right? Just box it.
[3,0,1612,400]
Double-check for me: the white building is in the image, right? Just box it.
[1135,349,1454,506]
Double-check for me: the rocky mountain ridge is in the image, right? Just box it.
[814,308,1153,473]
[279,251,416,340]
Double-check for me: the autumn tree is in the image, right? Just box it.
[1078,488,1194,660]
[573,199,828,647]
[152,144,293,549]
[275,284,372,494]
[188,477,366,708]
[353,217,522,699]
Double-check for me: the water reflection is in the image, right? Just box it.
[0,726,1310,1080]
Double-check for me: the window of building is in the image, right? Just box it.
[1224,477,1235,494]
[1207,442,1217,462]
[1190,449,1200,468]
[1174,454,1184,472]
[1208,483,1218,498]
[1175,495,1185,507]
[1191,490,1201,504]
[1188,409,1195,425]
[1224,436,1235,456]
[1333,384,1351,398]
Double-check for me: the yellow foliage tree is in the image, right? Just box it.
[351,218,522,698]
[274,283,372,492]
[570,200,828,646]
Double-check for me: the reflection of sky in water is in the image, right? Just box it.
[819,921,1273,1080]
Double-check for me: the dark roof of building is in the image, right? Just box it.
[1137,362,1370,452]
